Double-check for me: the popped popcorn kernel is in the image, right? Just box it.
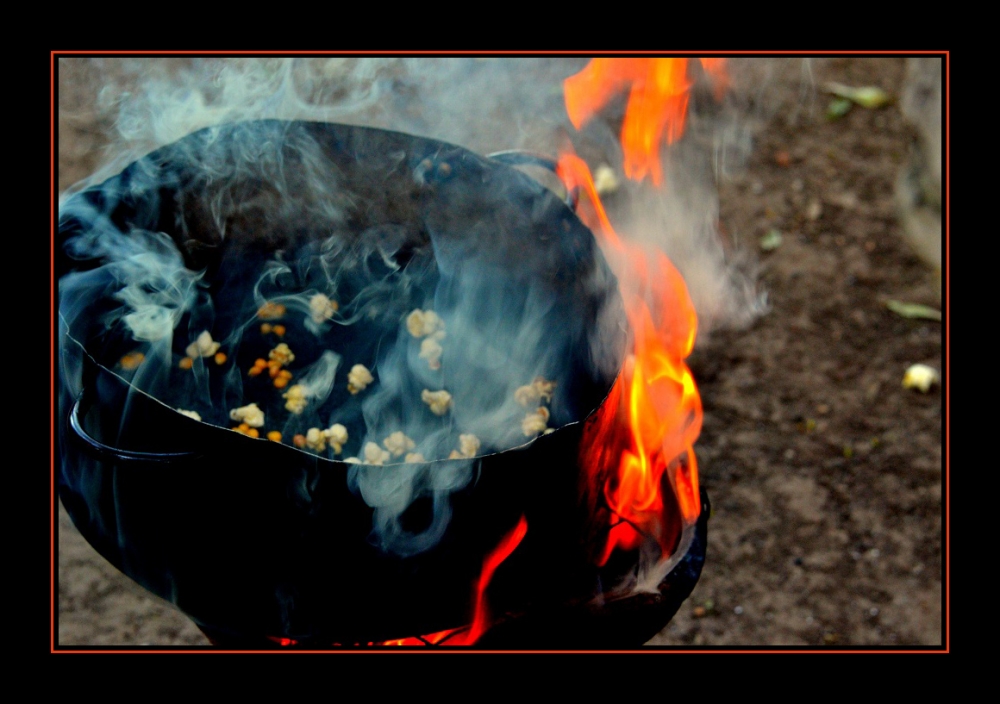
[419,337,443,370]
[421,389,453,416]
[450,433,481,459]
[521,407,550,437]
[323,424,348,454]
[514,384,539,407]
[404,452,426,463]
[347,364,374,394]
[283,384,308,414]
[532,377,557,403]
[269,343,295,367]
[230,402,264,428]
[186,330,221,359]
[903,364,939,392]
[406,309,445,338]
[309,293,339,324]
[177,409,201,421]
[515,376,556,406]
[305,427,326,452]
[363,441,391,465]
[383,431,416,458]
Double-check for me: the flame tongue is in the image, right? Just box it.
[564,58,728,186]
[557,149,702,568]
[378,514,528,646]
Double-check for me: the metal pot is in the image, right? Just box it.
[57,120,701,646]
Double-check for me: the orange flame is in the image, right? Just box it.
[378,515,528,646]
[564,58,728,186]
[557,151,702,566]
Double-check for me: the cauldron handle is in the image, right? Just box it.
[486,150,580,212]
[68,394,203,465]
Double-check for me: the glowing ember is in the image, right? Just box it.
[558,150,702,567]
[563,58,728,186]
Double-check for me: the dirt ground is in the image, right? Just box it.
[54,55,945,649]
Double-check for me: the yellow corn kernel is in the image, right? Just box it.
[267,431,282,442]
[214,352,227,365]
[179,357,194,370]
[120,352,145,370]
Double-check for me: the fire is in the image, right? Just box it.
[379,514,528,646]
[557,151,703,567]
[563,58,728,186]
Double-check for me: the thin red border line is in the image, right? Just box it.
[51,648,946,654]
[49,50,949,57]
[50,52,948,654]
[944,50,950,654]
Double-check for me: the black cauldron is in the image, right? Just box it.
[57,120,705,647]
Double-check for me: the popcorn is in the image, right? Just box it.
[421,389,453,416]
[902,364,939,392]
[186,330,221,359]
[230,402,264,428]
[406,309,445,338]
[404,452,426,463]
[521,407,550,437]
[309,293,339,324]
[514,384,539,407]
[257,301,287,320]
[323,423,348,454]
[305,427,326,452]
[532,377,557,403]
[408,309,446,370]
[232,423,259,438]
[268,343,295,368]
[419,337,444,370]
[176,409,201,421]
[347,364,374,394]
[283,384,308,414]
[593,164,620,195]
[363,441,391,465]
[344,457,362,464]
[120,352,145,370]
[515,376,557,407]
[449,433,481,459]
[383,431,416,458]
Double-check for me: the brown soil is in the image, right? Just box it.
[55,56,944,649]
